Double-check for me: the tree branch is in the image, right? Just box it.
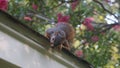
[50,2,63,10]
[106,18,117,23]
[51,0,80,10]
[93,0,118,19]
[98,23,119,33]
[26,10,56,24]
[61,0,76,3]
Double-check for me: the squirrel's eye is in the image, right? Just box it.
[52,37,55,41]
[50,31,54,34]
[51,31,53,33]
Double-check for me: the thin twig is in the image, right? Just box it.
[93,0,118,19]
[106,18,117,23]
[51,0,79,10]
[50,2,63,10]
[26,10,56,23]
[61,0,76,3]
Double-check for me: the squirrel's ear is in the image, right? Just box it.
[46,28,55,35]
[58,31,66,38]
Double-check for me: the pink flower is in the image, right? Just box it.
[24,16,32,21]
[93,11,97,15]
[83,17,94,31]
[101,32,105,35]
[57,13,63,21]
[0,0,8,11]
[75,50,83,57]
[57,13,70,23]
[71,0,79,11]
[113,25,120,31]
[105,0,111,3]
[32,3,38,10]
[91,35,99,42]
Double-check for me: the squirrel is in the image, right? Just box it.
[45,23,75,50]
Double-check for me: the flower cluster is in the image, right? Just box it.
[113,25,120,31]
[0,0,8,11]
[32,3,38,10]
[75,50,83,58]
[105,0,111,3]
[83,17,94,31]
[91,35,99,42]
[24,16,32,21]
[57,13,70,23]
[24,3,38,21]
[71,0,79,11]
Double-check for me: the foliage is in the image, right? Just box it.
[1,0,120,68]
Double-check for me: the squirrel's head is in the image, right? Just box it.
[50,30,66,48]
